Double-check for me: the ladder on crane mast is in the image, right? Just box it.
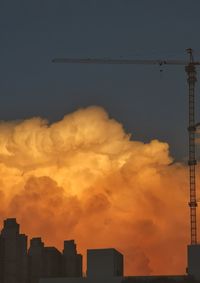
[52,48,200,245]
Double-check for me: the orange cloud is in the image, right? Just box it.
[0,106,198,275]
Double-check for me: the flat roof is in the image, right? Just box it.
[87,248,123,256]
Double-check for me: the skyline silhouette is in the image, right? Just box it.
[0,218,199,283]
[0,218,82,283]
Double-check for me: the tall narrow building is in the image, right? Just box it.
[0,218,28,283]
[0,232,5,282]
[62,240,82,277]
[43,247,62,278]
[28,238,45,283]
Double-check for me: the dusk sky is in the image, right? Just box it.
[1,0,200,160]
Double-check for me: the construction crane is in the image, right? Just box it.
[53,48,200,245]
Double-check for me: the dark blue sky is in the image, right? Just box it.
[1,0,200,160]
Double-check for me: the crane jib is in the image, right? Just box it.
[52,58,200,66]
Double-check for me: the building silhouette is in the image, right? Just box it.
[0,218,27,283]
[0,219,82,283]
[43,247,62,278]
[28,237,45,283]
[0,218,200,283]
[62,240,82,277]
[87,249,123,278]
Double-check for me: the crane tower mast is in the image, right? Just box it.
[53,49,200,245]
[186,48,198,244]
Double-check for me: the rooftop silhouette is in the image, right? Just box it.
[0,218,200,283]
[0,218,82,283]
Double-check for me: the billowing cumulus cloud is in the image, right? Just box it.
[0,106,197,275]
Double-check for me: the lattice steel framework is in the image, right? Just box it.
[185,48,198,244]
